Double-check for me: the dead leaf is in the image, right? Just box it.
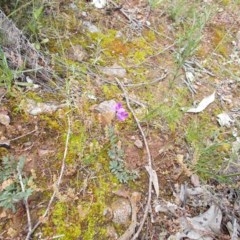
[134,139,143,149]
[191,174,200,187]
[187,91,215,113]
[154,200,178,214]
[145,166,159,198]
[176,154,192,177]
[0,210,7,219]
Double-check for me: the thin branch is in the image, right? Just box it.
[10,126,38,142]
[25,115,71,240]
[115,78,154,240]
[17,164,32,233]
[123,71,168,87]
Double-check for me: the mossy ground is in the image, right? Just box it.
[1,0,240,239]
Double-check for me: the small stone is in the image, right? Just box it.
[134,139,143,149]
[0,139,10,148]
[111,198,131,225]
[0,112,10,126]
[95,100,116,113]
[217,113,234,127]
[83,21,100,33]
[101,63,126,78]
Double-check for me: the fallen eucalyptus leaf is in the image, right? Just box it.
[187,92,215,113]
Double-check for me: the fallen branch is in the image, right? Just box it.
[115,78,155,240]
[25,115,71,240]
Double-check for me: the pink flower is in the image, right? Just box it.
[115,103,128,121]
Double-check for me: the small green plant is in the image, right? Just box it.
[107,126,138,183]
[168,1,212,67]
[0,47,15,91]
[0,156,33,212]
[148,0,163,9]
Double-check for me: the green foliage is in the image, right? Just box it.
[0,156,33,212]
[0,47,14,91]
[144,97,184,132]
[27,4,44,48]
[168,0,212,66]
[148,0,163,9]
[107,126,138,183]
[185,118,230,181]
[176,9,211,66]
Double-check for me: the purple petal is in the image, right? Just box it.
[115,102,123,111]
[117,111,128,121]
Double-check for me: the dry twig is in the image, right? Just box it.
[17,164,32,234]
[115,78,155,240]
[25,115,71,240]
[124,71,168,87]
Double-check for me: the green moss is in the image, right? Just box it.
[212,26,231,57]
[39,114,62,130]
[66,121,86,164]
[87,29,155,65]
[128,37,154,64]
[143,30,156,42]
[43,202,81,239]
[101,84,120,99]
[220,0,231,6]
[82,200,107,239]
